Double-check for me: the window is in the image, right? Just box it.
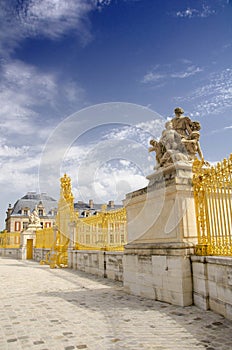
[14,222,21,231]
[38,209,43,216]
[45,222,51,228]
[23,210,28,216]
[22,222,28,230]
[121,234,125,243]
[110,234,114,244]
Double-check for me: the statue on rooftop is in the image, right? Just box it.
[149,107,207,168]
[29,208,41,226]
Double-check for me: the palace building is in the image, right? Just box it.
[75,199,122,217]
[5,191,123,233]
[5,192,58,232]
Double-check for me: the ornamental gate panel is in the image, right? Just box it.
[193,156,232,256]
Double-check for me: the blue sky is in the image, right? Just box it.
[0,0,232,229]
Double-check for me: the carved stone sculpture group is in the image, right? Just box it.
[29,208,40,226]
[149,107,206,168]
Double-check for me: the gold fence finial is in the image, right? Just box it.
[60,173,74,204]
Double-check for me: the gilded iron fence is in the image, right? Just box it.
[0,231,21,248]
[38,227,69,268]
[193,156,232,256]
[0,173,127,269]
[35,228,54,248]
[40,174,73,268]
[75,207,127,251]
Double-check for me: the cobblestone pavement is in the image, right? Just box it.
[0,258,232,350]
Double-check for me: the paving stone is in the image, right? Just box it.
[0,258,232,350]
[7,338,18,343]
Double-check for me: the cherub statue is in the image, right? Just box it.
[149,139,165,165]
[181,131,209,165]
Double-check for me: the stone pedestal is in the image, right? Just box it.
[20,224,41,260]
[123,163,197,306]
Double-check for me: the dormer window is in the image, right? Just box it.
[38,209,43,216]
[23,209,28,216]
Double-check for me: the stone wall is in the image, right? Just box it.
[68,250,123,282]
[124,243,194,307]
[0,248,21,259]
[191,256,232,320]
[0,248,51,261]
[33,248,50,263]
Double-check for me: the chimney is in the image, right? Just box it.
[6,204,12,217]
[108,200,114,208]
[89,199,94,209]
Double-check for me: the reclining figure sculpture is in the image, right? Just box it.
[149,107,208,168]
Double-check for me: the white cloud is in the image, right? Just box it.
[56,124,157,204]
[0,148,41,191]
[0,59,84,137]
[142,72,165,84]
[176,68,232,115]
[142,63,203,84]
[0,57,85,229]
[73,161,148,204]
[103,120,164,145]
[171,66,203,79]
[23,0,94,42]
[0,145,29,158]
[0,0,113,55]
[176,8,199,18]
[175,5,216,18]
[0,60,55,118]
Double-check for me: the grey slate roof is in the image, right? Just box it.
[11,192,57,216]
[74,201,123,217]
[10,192,122,219]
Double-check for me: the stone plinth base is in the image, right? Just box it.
[124,242,194,306]
[123,163,197,306]
[124,164,197,245]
